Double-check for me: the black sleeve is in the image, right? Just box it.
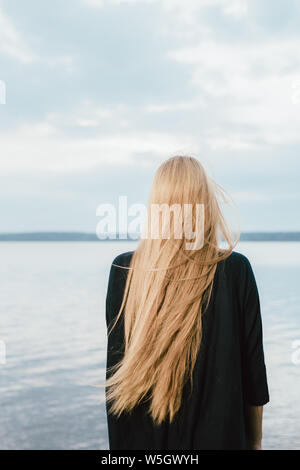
[105,255,127,377]
[106,255,129,327]
[241,257,270,406]
[106,257,120,330]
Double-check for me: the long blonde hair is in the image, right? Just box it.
[105,155,239,425]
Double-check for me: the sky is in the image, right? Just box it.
[0,0,300,232]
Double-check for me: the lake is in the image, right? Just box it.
[0,241,299,450]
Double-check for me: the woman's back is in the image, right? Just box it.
[105,249,269,450]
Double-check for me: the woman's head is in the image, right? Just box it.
[149,155,210,206]
[144,155,235,254]
[105,155,239,425]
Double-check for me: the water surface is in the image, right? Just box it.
[0,242,299,449]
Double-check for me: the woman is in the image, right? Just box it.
[105,156,269,450]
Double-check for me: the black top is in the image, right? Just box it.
[105,250,269,450]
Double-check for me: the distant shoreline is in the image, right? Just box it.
[0,232,300,242]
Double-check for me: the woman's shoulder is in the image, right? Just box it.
[112,250,135,268]
[222,249,254,281]
[112,250,251,269]
[111,249,253,276]
[226,250,251,266]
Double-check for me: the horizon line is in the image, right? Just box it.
[0,231,300,242]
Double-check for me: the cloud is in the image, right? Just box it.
[0,2,36,62]
[83,0,156,6]
[0,0,300,231]
[82,0,248,18]
[232,190,300,203]
[168,37,300,147]
[0,116,199,172]
[143,98,205,113]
